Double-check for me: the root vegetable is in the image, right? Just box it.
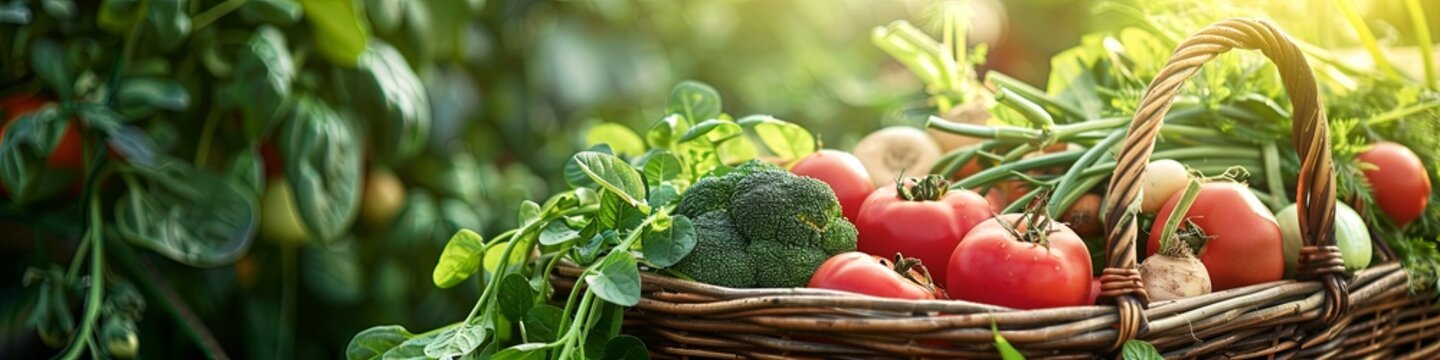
[853,126,942,187]
[1139,179,1211,301]
[1142,159,1189,213]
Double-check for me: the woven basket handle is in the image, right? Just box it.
[1096,18,1348,350]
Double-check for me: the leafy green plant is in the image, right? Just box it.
[348,81,818,359]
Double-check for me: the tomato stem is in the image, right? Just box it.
[896,174,951,201]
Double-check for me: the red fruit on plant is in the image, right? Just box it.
[1,94,84,170]
[1146,182,1283,291]
[856,175,991,285]
[947,213,1093,309]
[1357,142,1431,226]
[808,252,940,300]
[790,150,874,223]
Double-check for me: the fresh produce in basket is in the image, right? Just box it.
[671,161,859,288]
[789,149,875,223]
[808,252,944,300]
[852,126,942,187]
[855,174,990,285]
[1139,179,1213,301]
[1357,141,1432,227]
[947,209,1094,309]
[1146,180,1284,291]
[1278,202,1373,275]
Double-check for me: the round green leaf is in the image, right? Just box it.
[281,96,363,243]
[432,229,484,289]
[497,273,535,321]
[641,151,681,186]
[601,335,649,360]
[738,115,815,162]
[521,305,563,343]
[346,325,415,360]
[117,78,191,111]
[586,123,645,158]
[666,80,721,123]
[680,119,742,143]
[572,151,647,209]
[584,251,641,306]
[641,215,695,268]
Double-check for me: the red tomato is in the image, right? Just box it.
[1146,182,1283,291]
[856,176,991,285]
[1087,278,1102,305]
[947,214,1093,309]
[261,141,284,179]
[1,94,85,170]
[808,252,938,300]
[1357,142,1431,226]
[790,150,874,223]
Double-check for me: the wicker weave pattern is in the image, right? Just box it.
[552,18,1440,358]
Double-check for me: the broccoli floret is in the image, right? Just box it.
[674,160,783,218]
[669,161,859,289]
[819,216,858,255]
[669,211,754,288]
[745,241,830,288]
[675,176,735,218]
[729,171,843,247]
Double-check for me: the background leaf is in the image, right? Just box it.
[666,80,721,123]
[298,0,368,66]
[115,157,259,267]
[586,123,645,158]
[337,41,431,165]
[281,95,364,243]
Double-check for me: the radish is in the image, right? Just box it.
[853,126,942,187]
[1142,159,1189,213]
[1139,179,1211,301]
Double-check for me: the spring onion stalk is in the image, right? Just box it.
[987,72,1084,119]
[1332,0,1400,78]
[1406,0,1436,89]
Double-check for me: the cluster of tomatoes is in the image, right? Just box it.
[791,150,1091,309]
[787,141,1432,309]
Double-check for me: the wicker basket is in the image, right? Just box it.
[557,18,1439,358]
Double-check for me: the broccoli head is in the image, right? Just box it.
[745,241,831,288]
[729,171,844,247]
[669,211,753,288]
[668,160,858,288]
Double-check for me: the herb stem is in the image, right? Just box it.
[195,110,221,168]
[192,0,248,31]
[995,88,1055,131]
[1365,99,1440,125]
[57,196,105,360]
[1406,0,1436,89]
